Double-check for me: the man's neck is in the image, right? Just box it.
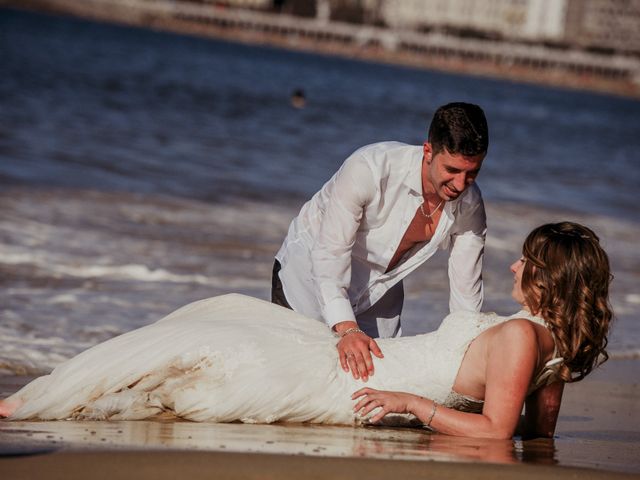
[421,156,438,201]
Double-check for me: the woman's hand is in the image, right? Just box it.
[352,387,419,422]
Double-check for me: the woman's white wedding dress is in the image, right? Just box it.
[6,294,560,423]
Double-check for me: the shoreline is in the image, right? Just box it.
[2,357,639,475]
[1,450,637,480]
[2,0,640,99]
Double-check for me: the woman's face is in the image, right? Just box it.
[510,257,526,306]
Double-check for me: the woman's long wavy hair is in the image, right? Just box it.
[521,222,613,382]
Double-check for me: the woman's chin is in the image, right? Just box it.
[511,292,526,307]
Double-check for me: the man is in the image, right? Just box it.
[272,102,488,382]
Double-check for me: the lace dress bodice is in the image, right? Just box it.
[440,309,564,414]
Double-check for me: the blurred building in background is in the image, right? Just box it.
[8,0,640,95]
[217,0,640,54]
[372,0,640,54]
[564,0,640,54]
[374,0,567,42]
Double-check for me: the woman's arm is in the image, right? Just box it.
[353,319,540,439]
[519,381,564,439]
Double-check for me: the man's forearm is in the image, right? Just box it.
[448,232,485,312]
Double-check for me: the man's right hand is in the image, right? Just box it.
[334,321,384,381]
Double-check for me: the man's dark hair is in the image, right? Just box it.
[428,102,488,156]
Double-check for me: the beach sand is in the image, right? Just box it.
[1,358,639,478]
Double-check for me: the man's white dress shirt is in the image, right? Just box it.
[275,142,486,337]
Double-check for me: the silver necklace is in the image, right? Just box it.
[419,199,444,218]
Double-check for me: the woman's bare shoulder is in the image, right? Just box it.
[488,319,540,359]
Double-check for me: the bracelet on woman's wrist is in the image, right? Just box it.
[339,327,365,338]
[425,401,438,429]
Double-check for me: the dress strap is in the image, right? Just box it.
[511,309,546,327]
[516,311,564,394]
[544,327,564,370]
[529,359,563,393]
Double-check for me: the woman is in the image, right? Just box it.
[1,222,612,439]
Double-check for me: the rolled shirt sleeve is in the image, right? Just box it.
[310,152,375,329]
[447,185,486,313]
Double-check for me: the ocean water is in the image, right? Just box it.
[0,9,639,374]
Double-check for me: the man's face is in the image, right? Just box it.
[423,143,484,201]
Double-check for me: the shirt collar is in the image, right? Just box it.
[404,146,424,194]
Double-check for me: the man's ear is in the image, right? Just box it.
[423,142,433,163]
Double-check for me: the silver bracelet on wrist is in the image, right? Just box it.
[339,327,365,338]
[425,401,438,429]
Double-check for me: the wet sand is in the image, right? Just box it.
[1,358,639,477]
[1,450,637,480]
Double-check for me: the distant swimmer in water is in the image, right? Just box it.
[291,88,306,108]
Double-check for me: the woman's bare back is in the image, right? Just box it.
[452,318,557,402]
